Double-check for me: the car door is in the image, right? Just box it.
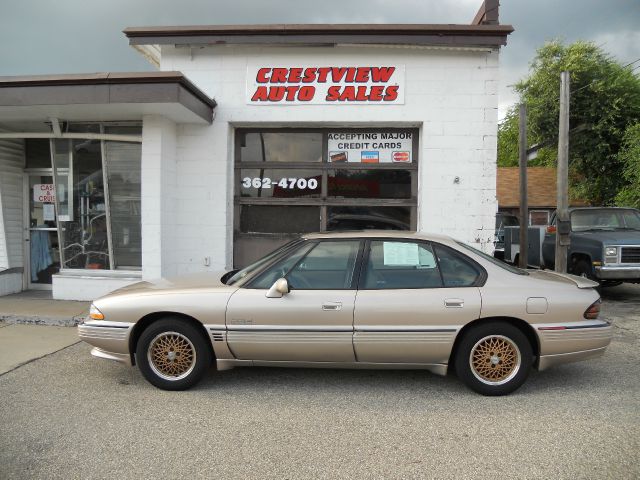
[225,239,363,362]
[353,239,482,364]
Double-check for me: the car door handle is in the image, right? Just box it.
[322,302,342,311]
[445,299,464,308]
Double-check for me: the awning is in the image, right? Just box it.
[0,72,216,126]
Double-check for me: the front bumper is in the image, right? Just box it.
[77,320,135,365]
[594,265,640,280]
[90,347,132,366]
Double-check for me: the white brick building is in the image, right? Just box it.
[0,1,513,300]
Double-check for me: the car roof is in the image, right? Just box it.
[568,207,639,211]
[302,230,453,242]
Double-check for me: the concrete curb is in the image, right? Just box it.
[0,340,81,377]
[0,314,84,327]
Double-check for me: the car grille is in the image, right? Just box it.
[621,247,640,263]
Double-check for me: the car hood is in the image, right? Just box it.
[527,269,599,289]
[107,271,236,297]
[572,230,640,245]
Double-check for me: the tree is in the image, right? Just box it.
[615,123,640,209]
[497,108,519,167]
[498,40,640,205]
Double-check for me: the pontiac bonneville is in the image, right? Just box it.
[78,232,611,396]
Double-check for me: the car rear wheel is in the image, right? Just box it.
[454,322,533,396]
[136,318,212,390]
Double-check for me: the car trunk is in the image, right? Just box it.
[527,270,599,289]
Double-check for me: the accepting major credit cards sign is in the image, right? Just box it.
[327,132,413,164]
[246,66,405,105]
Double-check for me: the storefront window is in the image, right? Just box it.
[234,128,417,267]
[239,205,320,234]
[239,169,322,198]
[104,140,142,269]
[327,206,411,231]
[328,170,412,199]
[26,124,142,275]
[54,139,109,269]
[25,139,52,169]
[239,132,322,163]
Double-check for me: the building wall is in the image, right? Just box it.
[0,136,25,295]
[141,115,179,279]
[155,44,499,272]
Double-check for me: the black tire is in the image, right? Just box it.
[572,259,594,280]
[136,318,213,391]
[454,322,533,396]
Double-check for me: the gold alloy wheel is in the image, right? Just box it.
[147,331,197,381]
[469,335,521,386]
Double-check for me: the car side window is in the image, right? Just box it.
[286,240,361,290]
[248,243,315,289]
[362,241,443,289]
[433,244,480,287]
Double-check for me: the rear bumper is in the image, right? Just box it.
[538,346,607,371]
[594,265,640,280]
[536,320,613,370]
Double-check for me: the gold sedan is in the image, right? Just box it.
[78,232,611,395]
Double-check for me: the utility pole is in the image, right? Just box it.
[555,71,570,273]
[518,103,528,269]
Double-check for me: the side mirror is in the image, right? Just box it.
[265,278,289,298]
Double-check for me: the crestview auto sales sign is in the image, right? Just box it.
[246,65,405,105]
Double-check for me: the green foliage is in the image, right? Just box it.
[615,123,640,209]
[498,40,640,205]
[497,107,519,167]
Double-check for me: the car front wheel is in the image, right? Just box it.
[136,318,212,390]
[454,322,533,396]
[572,259,594,280]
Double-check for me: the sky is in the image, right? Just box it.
[1,0,638,120]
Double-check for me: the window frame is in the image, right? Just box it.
[234,127,419,233]
[25,122,142,274]
[432,242,487,288]
[243,238,366,290]
[357,238,487,290]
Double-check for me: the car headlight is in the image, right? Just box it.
[605,247,617,256]
[89,303,105,320]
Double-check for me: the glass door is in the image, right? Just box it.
[26,173,60,288]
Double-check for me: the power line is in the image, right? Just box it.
[622,57,640,68]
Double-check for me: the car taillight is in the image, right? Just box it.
[583,299,601,319]
[546,225,557,234]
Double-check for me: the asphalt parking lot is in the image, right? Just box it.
[1,285,638,479]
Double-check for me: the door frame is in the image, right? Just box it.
[23,168,68,290]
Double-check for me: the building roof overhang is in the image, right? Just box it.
[123,1,512,66]
[0,72,216,125]
[123,23,514,50]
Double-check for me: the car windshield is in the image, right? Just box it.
[571,209,640,232]
[497,215,519,228]
[225,239,303,285]
[456,241,528,275]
